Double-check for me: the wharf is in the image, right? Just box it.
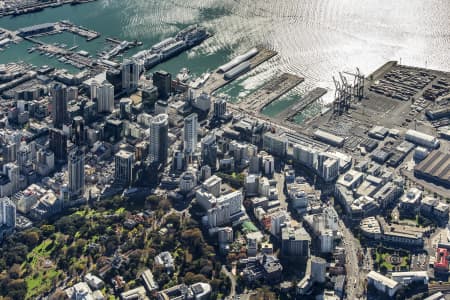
[240,73,304,112]
[58,21,100,41]
[23,36,44,45]
[0,0,98,18]
[106,37,128,45]
[277,87,327,120]
[202,47,277,94]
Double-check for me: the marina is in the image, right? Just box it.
[4,21,210,71]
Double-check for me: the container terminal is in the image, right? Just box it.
[201,47,278,94]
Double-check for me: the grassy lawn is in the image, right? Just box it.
[115,207,126,214]
[376,248,410,271]
[400,257,409,268]
[26,268,61,299]
[379,253,393,270]
[24,239,62,299]
[26,239,54,267]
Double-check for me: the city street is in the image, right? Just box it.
[273,172,287,209]
[339,220,365,299]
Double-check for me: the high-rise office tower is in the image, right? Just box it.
[50,83,68,129]
[149,114,169,164]
[119,98,132,120]
[3,163,19,195]
[201,133,217,170]
[106,68,122,94]
[152,70,171,100]
[67,86,78,101]
[91,79,114,113]
[68,148,85,199]
[49,128,67,162]
[90,80,99,100]
[114,150,135,186]
[2,142,17,164]
[183,113,198,155]
[213,97,227,119]
[71,116,86,146]
[0,197,16,228]
[17,143,31,173]
[122,59,140,93]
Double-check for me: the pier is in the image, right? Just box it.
[58,21,100,41]
[202,47,278,94]
[101,38,142,60]
[277,87,327,121]
[0,0,98,18]
[240,73,304,112]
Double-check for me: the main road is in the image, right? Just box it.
[339,220,366,300]
[222,265,236,299]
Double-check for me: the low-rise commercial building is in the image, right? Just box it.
[391,271,429,286]
[281,226,310,258]
[420,196,449,225]
[367,271,401,298]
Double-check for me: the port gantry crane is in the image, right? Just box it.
[332,68,365,116]
[332,74,351,115]
[343,67,365,102]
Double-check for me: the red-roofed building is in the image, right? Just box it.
[434,248,449,272]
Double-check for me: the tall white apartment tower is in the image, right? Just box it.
[0,197,16,228]
[91,80,115,113]
[183,113,198,155]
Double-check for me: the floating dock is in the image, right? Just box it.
[277,87,327,121]
[202,47,278,94]
[240,73,304,112]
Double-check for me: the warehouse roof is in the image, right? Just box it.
[415,150,450,182]
[314,129,345,147]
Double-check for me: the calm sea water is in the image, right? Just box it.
[1,0,450,117]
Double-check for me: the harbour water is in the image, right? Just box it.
[1,0,450,119]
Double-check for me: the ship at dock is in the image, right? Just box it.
[132,25,211,69]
